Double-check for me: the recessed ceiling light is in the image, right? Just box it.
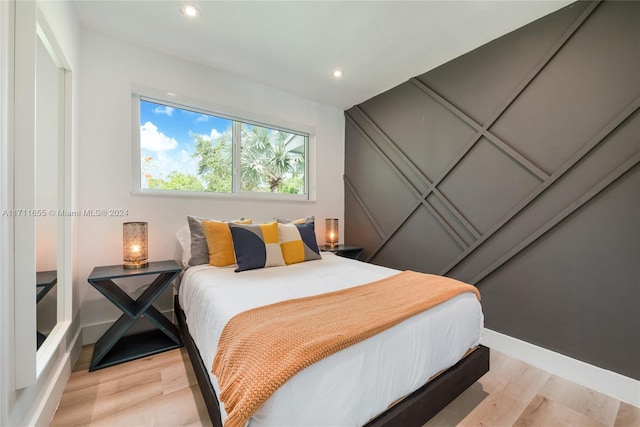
[333,69,343,78]
[180,4,200,17]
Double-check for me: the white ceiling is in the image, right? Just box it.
[72,1,573,110]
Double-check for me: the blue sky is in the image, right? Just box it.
[139,99,230,182]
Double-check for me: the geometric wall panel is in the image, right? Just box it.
[344,183,387,262]
[491,1,640,175]
[438,137,541,233]
[344,0,640,379]
[373,204,463,273]
[345,118,418,234]
[480,166,639,379]
[418,1,591,125]
[358,82,477,182]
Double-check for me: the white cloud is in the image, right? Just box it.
[190,128,222,143]
[153,105,174,116]
[209,129,222,141]
[149,149,199,179]
[140,121,178,151]
[196,114,209,122]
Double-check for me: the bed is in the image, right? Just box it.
[175,250,489,427]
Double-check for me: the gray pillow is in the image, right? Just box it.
[275,215,315,224]
[187,216,244,266]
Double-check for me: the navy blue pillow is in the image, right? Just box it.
[229,222,285,272]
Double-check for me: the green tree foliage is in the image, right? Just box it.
[194,131,233,193]
[147,171,204,191]
[143,124,305,195]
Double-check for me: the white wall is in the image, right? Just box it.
[78,29,345,339]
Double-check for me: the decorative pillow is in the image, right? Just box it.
[276,216,315,225]
[187,216,246,266]
[202,219,251,267]
[229,222,285,272]
[279,222,321,265]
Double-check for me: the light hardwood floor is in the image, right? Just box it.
[51,345,639,426]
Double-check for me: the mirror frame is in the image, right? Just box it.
[13,1,72,388]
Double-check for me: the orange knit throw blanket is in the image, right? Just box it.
[213,271,480,427]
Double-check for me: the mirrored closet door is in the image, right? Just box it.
[14,1,73,388]
[35,23,61,350]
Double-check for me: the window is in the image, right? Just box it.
[135,96,309,199]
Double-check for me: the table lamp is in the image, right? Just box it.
[123,222,149,269]
[325,218,339,248]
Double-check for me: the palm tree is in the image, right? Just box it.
[190,123,305,194]
[240,124,304,193]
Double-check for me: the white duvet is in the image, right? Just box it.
[179,253,483,427]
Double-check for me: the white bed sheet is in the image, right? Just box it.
[179,253,484,427]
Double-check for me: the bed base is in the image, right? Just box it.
[174,295,489,427]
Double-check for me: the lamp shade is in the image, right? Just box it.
[325,218,339,247]
[123,222,149,269]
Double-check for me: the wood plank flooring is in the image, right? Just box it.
[51,345,211,427]
[51,345,639,426]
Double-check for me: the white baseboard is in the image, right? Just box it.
[482,328,640,407]
[28,325,82,426]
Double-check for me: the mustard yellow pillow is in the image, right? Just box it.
[279,222,321,265]
[202,219,252,267]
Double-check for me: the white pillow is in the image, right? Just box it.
[175,225,191,268]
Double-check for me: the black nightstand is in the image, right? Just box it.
[36,270,57,349]
[87,260,182,371]
[319,244,363,260]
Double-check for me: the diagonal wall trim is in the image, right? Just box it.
[349,0,607,268]
[471,153,639,284]
[350,106,436,193]
[346,113,469,250]
[368,202,422,262]
[410,78,549,181]
[344,175,386,240]
[351,106,481,240]
[440,96,640,276]
[346,157,437,263]
[479,0,601,130]
[409,1,599,186]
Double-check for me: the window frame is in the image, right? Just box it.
[131,88,315,201]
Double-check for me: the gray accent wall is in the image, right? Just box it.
[344,0,639,380]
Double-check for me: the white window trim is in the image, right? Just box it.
[131,87,316,202]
